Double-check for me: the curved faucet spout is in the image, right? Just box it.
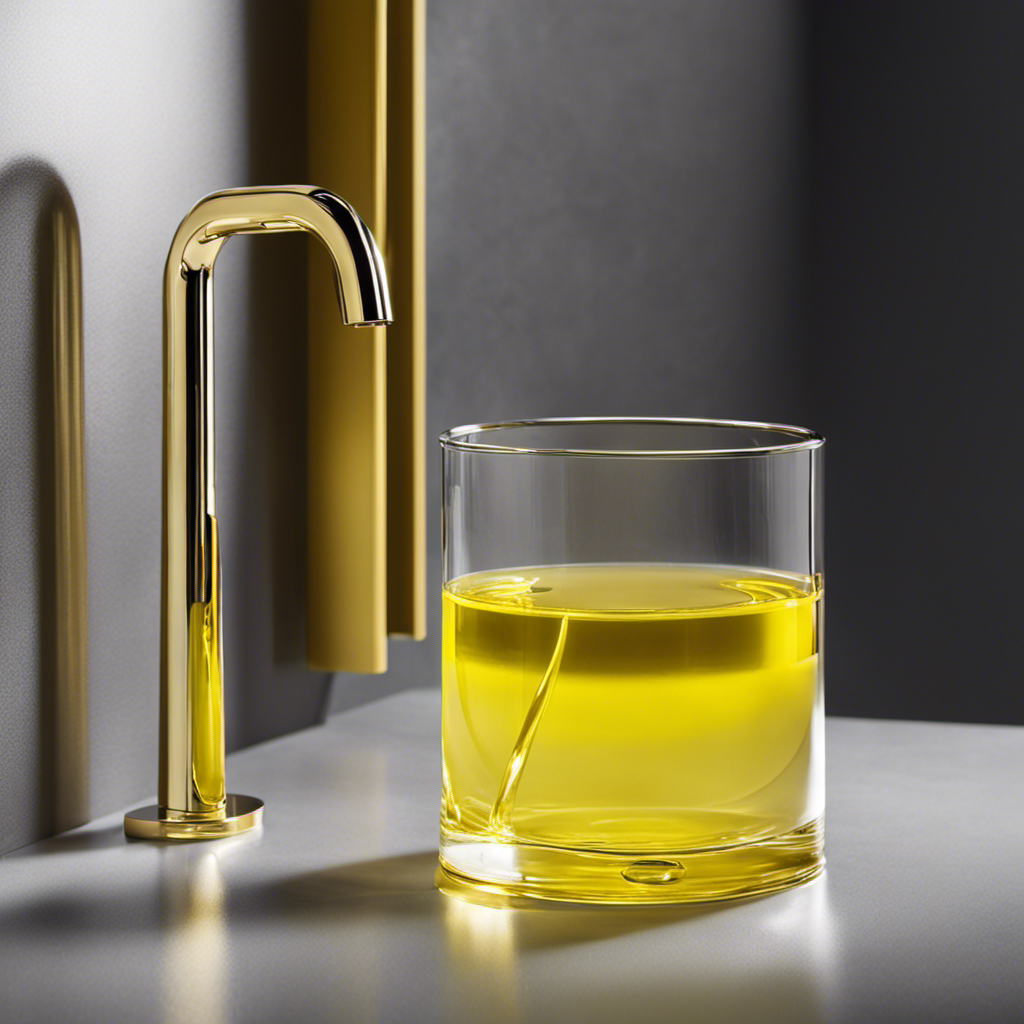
[168,184,391,325]
[125,186,392,839]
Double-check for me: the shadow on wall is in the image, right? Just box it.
[0,160,89,847]
[201,5,336,751]
[243,2,311,676]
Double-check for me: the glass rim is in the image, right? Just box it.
[439,417,824,459]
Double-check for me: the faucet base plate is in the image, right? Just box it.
[123,793,264,841]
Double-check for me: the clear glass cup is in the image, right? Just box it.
[438,418,824,903]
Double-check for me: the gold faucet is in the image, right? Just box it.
[124,186,392,840]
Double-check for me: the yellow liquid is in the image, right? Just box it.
[187,517,225,812]
[440,563,824,903]
[188,598,225,809]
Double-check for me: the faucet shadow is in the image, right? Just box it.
[214,4,334,754]
[244,2,311,679]
[0,160,89,853]
[10,823,125,857]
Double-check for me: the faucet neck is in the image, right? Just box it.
[155,186,392,821]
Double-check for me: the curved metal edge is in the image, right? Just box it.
[164,184,393,325]
[124,794,264,842]
[309,188,392,324]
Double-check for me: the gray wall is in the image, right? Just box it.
[2,0,808,853]
[332,0,810,711]
[0,1,325,854]
[809,2,1024,724]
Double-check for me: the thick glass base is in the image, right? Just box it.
[439,817,823,904]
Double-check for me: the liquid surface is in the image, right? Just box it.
[441,563,824,888]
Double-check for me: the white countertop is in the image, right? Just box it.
[1,690,1022,1024]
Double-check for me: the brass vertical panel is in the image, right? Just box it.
[385,0,426,638]
[307,0,390,671]
[50,199,89,832]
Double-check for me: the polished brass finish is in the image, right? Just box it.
[307,0,426,671]
[125,794,264,841]
[124,185,391,840]
[50,189,89,833]
[385,0,427,640]
[308,0,389,672]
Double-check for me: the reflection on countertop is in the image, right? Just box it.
[1,691,1022,1024]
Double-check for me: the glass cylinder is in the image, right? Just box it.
[439,418,824,903]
